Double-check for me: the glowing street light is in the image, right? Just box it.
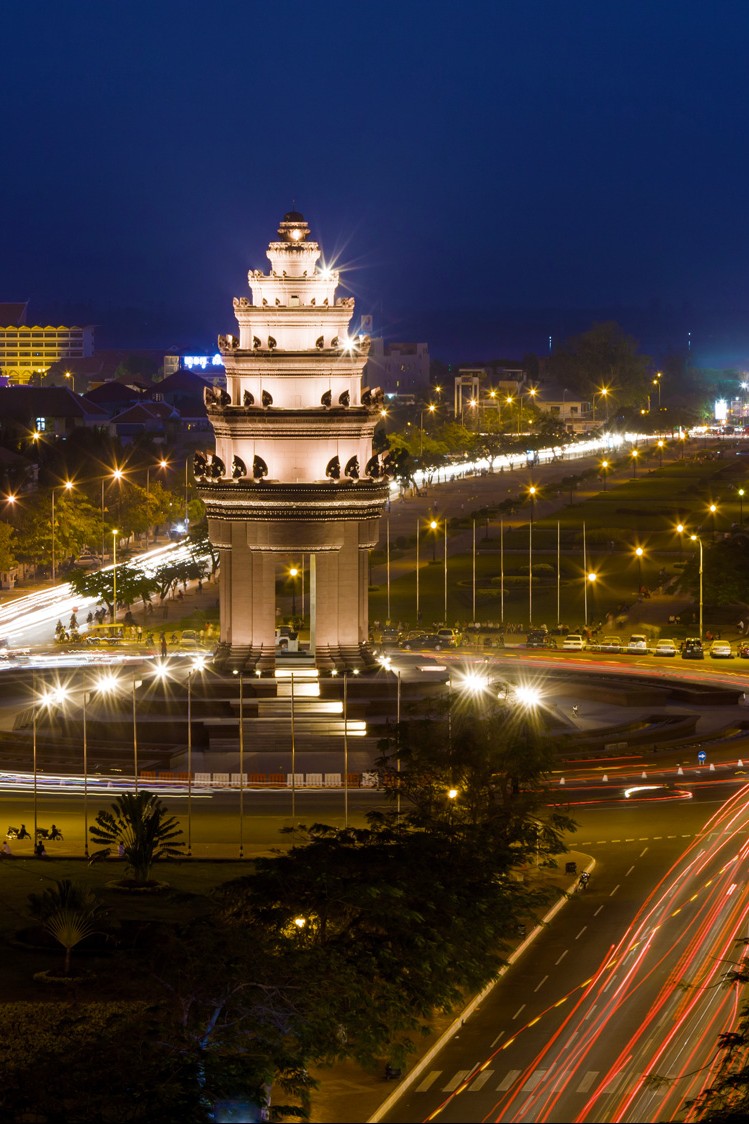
[584,570,597,626]
[738,487,745,524]
[600,458,609,491]
[630,448,639,479]
[690,534,704,639]
[634,545,644,593]
[288,565,300,618]
[51,480,75,582]
[429,518,440,563]
[656,439,665,469]
[708,502,718,540]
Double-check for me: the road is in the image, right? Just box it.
[380,783,749,1124]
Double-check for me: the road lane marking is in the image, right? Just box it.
[522,1069,548,1092]
[443,1070,470,1092]
[575,926,587,940]
[415,1071,441,1093]
[490,1030,504,1049]
[667,834,676,839]
[498,1069,521,1092]
[639,846,649,856]
[578,1071,599,1093]
[594,905,604,916]
[654,835,662,839]
[625,865,635,876]
[625,837,635,841]
[638,837,648,841]
[610,884,620,896]
[555,949,568,965]
[512,1004,526,1020]
[534,975,548,992]
[611,838,621,842]
[469,1069,494,1091]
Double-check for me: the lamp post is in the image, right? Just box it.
[653,372,662,410]
[631,448,639,479]
[51,480,75,582]
[429,518,439,563]
[289,566,299,619]
[64,370,76,394]
[527,485,538,627]
[600,458,609,491]
[585,571,597,627]
[708,502,718,541]
[691,534,703,639]
[111,530,119,621]
[444,519,448,624]
[739,488,745,525]
[634,545,644,594]
[419,402,436,456]
[597,386,610,423]
[657,439,665,469]
[415,518,421,623]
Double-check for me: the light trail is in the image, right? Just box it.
[421,785,749,1123]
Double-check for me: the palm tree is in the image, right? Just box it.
[28,879,103,976]
[89,791,184,883]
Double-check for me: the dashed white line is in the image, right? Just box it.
[534,975,548,992]
[555,949,569,966]
[610,884,620,897]
[611,838,621,842]
[625,837,635,842]
[594,905,604,916]
[415,1070,441,1093]
[521,1069,548,1092]
[512,1004,526,1020]
[578,1071,599,1093]
[625,865,635,876]
[498,1069,521,1092]
[443,1070,470,1092]
[639,846,649,857]
[576,926,587,940]
[469,1069,494,1091]
[654,835,662,840]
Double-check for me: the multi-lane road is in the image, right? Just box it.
[377,778,749,1124]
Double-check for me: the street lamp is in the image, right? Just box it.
[634,545,644,594]
[527,485,538,627]
[64,370,76,394]
[653,372,662,410]
[657,439,665,469]
[600,458,609,491]
[739,487,745,525]
[584,570,597,627]
[630,448,639,479]
[111,529,119,621]
[288,565,299,618]
[596,386,611,423]
[51,480,75,582]
[708,502,718,541]
[690,534,703,639]
[429,518,439,563]
[419,402,437,456]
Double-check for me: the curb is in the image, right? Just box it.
[368,855,596,1124]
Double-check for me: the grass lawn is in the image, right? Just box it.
[0,857,250,1001]
[369,451,749,633]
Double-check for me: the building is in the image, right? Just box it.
[365,338,430,396]
[536,386,593,433]
[0,386,109,443]
[197,211,389,670]
[0,302,94,384]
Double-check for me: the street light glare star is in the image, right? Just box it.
[515,685,541,708]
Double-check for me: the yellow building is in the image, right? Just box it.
[0,302,94,384]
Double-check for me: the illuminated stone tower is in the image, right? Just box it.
[197,212,389,671]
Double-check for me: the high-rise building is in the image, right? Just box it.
[197,212,389,670]
[0,302,94,384]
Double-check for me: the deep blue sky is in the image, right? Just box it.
[3,1,749,364]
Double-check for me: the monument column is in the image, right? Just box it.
[198,212,390,670]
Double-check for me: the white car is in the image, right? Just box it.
[710,640,733,659]
[563,634,585,650]
[654,638,677,657]
[598,635,623,652]
[626,634,649,654]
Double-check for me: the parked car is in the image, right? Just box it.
[681,637,705,660]
[399,631,445,650]
[74,549,101,569]
[738,642,749,659]
[709,639,733,659]
[437,628,460,647]
[598,635,623,652]
[654,638,677,657]
[526,628,557,649]
[563,634,585,650]
[626,634,649,654]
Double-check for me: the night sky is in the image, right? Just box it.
[3,1,749,363]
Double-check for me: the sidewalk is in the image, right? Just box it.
[308,850,593,1124]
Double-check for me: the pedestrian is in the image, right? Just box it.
[117,842,125,859]
[160,632,168,658]
[2,840,12,857]
[34,840,47,858]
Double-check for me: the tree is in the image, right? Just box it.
[546,321,651,408]
[27,879,105,976]
[681,534,749,608]
[0,521,17,572]
[69,563,159,615]
[14,490,102,571]
[89,791,185,883]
